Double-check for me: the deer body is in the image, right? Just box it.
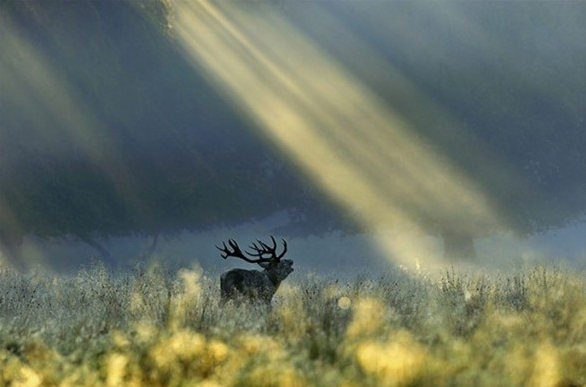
[217,237,293,305]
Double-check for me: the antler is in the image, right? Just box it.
[216,236,287,264]
[248,236,288,260]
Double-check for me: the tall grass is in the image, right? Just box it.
[1,262,585,387]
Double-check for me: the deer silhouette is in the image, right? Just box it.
[216,236,293,305]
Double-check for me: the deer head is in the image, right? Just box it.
[216,236,294,305]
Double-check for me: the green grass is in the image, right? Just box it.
[1,263,585,387]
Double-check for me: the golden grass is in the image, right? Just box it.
[0,264,585,387]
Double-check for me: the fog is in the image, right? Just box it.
[1,0,585,275]
[16,215,586,278]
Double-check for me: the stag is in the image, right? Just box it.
[216,236,294,305]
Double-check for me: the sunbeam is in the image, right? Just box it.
[0,12,145,268]
[172,1,508,270]
[0,14,112,165]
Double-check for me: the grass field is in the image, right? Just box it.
[1,262,585,387]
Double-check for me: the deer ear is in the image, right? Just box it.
[258,262,271,269]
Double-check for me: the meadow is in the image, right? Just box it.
[0,262,585,387]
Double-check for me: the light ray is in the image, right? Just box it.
[173,1,508,270]
[0,13,145,267]
[0,15,111,164]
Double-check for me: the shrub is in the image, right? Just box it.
[0,263,584,387]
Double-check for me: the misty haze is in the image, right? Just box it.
[1,1,586,386]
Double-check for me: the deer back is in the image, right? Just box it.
[220,268,275,304]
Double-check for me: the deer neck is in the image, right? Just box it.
[263,268,283,289]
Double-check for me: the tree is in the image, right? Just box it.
[0,0,295,266]
[268,0,586,260]
[2,0,584,267]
